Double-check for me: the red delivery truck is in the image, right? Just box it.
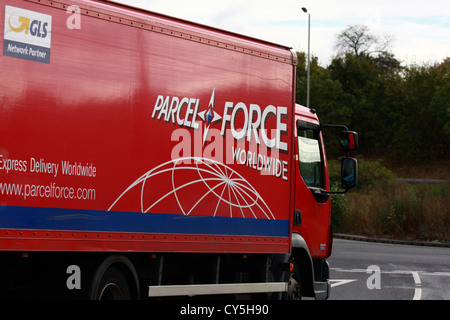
[0,0,358,300]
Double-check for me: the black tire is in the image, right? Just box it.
[89,255,140,300]
[283,259,301,300]
[95,266,131,300]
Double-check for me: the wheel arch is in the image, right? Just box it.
[291,233,315,298]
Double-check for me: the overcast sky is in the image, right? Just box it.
[113,0,449,66]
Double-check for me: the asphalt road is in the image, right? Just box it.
[327,238,450,300]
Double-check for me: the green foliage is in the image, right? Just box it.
[329,159,450,242]
[329,158,395,233]
[328,157,395,191]
[300,25,449,240]
[330,191,346,230]
[295,35,449,161]
[356,158,395,190]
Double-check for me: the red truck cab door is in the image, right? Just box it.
[292,117,332,259]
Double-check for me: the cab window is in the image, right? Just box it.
[298,128,324,188]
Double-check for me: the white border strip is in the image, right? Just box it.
[149,282,287,297]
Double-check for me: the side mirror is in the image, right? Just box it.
[341,157,358,189]
[340,131,359,152]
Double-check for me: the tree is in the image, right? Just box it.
[396,59,450,160]
[295,23,449,162]
[373,51,403,74]
[335,25,394,58]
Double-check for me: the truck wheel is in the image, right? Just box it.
[284,260,301,300]
[89,255,139,300]
[96,267,130,300]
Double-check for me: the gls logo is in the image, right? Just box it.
[8,13,49,38]
[3,6,52,64]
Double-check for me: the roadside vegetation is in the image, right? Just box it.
[329,159,450,243]
[296,28,449,164]
[298,25,449,243]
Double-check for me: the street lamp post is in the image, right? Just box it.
[302,7,310,109]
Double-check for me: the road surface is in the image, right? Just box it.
[327,238,450,300]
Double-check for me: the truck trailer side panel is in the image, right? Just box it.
[0,0,296,254]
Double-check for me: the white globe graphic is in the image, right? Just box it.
[109,157,275,220]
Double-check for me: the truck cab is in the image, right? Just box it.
[287,104,358,299]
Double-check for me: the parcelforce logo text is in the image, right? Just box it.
[3,5,52,64]
[151,89,290,181]
[151,89,288,151]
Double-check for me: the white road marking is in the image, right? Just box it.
[411,271,422,300]
[331,268,424,300]
[330,279,357,288]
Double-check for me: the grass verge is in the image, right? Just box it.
[329,158,450,243]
